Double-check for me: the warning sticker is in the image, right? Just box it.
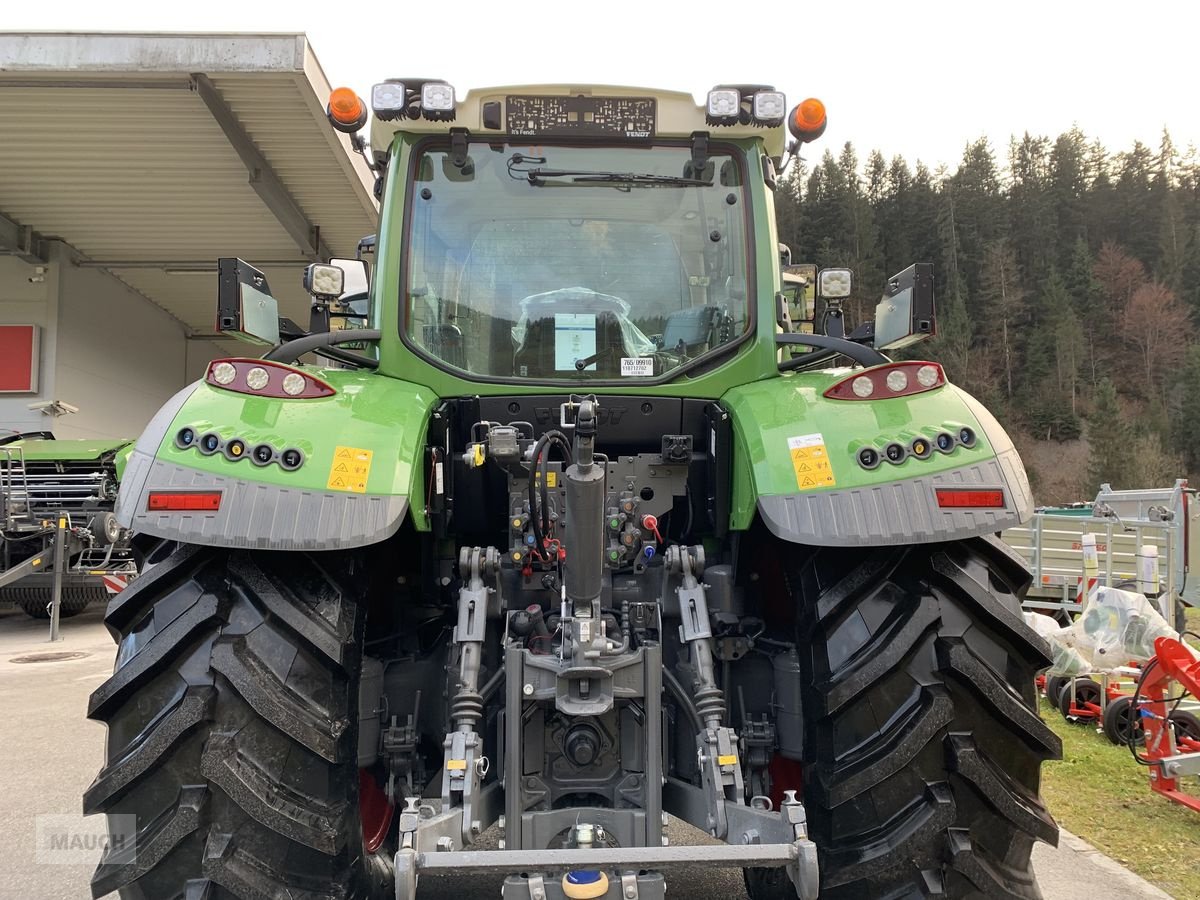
[534,470,558,488]
[620,357,655,377]
[327,446,373,493]
[787,433,836,491]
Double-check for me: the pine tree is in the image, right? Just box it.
[774,156,807,252]
[1171,346,1200,478]
[766,124,1197,498]
[1008,132,1055,280]
[978,239,1027,398]
[1086,378,1130,491]
[1114,141,1157,263]
[1050,127,1089,262]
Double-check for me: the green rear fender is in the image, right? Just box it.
[115,369,436,550]
[723,371,1033,546]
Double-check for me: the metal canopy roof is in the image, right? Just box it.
[0,32,378,335]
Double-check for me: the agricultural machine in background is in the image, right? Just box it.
[86,81,1060,900]
[1004,480,1196,631]
[1039,635,1200,814]
[1131,636,1200,813]
[1030,545,1200,814]
[0,432,136,623]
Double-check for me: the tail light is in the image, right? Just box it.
[205,359,335,399]
[824,361,945,401]
[935,489,1005,509]
[147,491,222,511]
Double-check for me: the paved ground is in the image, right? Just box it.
[0,604,1175,900]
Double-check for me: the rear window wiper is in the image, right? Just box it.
[507,156,710,189]
[565,172,712,189]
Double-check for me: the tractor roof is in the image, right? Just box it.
[367,83,789,157]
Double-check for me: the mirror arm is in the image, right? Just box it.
[277,317,309,341]
[777,140,799,177]
[309,302,331,335]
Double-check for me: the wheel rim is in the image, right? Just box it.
[1061,678,1102,721]
[1112,701,1143,744]
[358,768,394,854]
[1076,682,1102,707]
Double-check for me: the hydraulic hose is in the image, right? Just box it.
[527,430,571,555]
[264,329,381,368]
[663,667,704,736]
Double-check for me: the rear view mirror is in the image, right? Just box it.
[330,257,370,296]
[874,263,935,351]
[323,257,372,322]
[216,258,281,346]
[782,264,817,326]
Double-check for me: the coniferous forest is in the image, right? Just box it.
[772,129,1200,504]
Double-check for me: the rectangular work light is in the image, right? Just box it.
[706,88,740,125]
[371,81,407,120]
[752,91,786,125]
[421,82,456,120]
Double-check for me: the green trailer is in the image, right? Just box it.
[86,82,1059,900]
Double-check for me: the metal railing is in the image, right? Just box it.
[0,445,30,530]
[1003,480,1191,618]
[0,451,110,525]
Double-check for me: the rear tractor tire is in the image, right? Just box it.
[786,535,1061,899]
[84,541,391,899]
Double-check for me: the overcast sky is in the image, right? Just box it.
[5,0,1197,171]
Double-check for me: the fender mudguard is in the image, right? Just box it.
[116,369,436,550]
[722,373,1032,546]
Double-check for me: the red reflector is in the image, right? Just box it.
[147,491,222,511]
[935,489,1005,509]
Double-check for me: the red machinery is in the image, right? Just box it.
[1133,637,1200,813]
[1056,674,1128,723]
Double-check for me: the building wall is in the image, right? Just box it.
[1,242,201,442]
[0,252,58,436]
[53,252,191,441]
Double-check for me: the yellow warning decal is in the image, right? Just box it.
[327,446,373,493]
[534,470,558,488]
[446,759,467,771]
[788,433,836,491]
[717,754,738,766]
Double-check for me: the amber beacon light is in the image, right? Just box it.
[788,98,827,143]
[328,87,368,133]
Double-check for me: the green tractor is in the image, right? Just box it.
[86,81,1060,900]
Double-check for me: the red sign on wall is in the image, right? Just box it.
[0,325,40,393]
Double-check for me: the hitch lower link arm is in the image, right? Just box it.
[668,545,745,840]
[440,546,500,844]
